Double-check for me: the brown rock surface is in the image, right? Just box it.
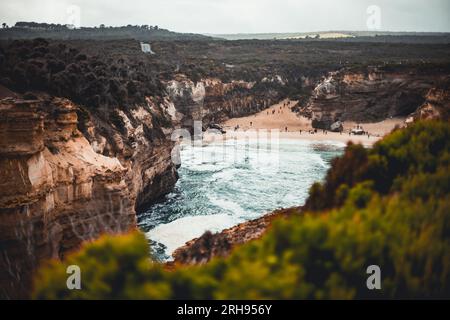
[0,96,177,298]
[171,208,298,266]
[165,76,280,128]
[407,77,450,122]
[299,66,449,129]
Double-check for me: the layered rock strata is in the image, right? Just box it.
[165,75,280,128]
[299,67,449,129]
[0,96,177,298]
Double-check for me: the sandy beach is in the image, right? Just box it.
[212,99,406,146]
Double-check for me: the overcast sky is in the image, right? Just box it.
[1,0,449,34]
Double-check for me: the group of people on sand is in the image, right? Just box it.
[302,128,318,135]
[266,101,291,116]
[267,109,284,115]
[233,101,372,139]
[239,121,372,139]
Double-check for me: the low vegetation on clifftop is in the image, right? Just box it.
[33,121,450,299]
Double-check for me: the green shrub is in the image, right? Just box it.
[34,232,171,300]
[305,120,450,210]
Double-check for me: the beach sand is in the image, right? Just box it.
[213,99,406,146]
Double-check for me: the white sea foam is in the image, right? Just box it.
[146,214,242,257]
[142,139,344,260]
[208,195,248,217]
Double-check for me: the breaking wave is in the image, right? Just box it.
[138,139,344,261]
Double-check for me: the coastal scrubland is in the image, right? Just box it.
[2,33,449,299]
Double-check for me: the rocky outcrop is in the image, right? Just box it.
[171,208,298,265]
[406,78,450,123]
[299,66,449,129]
[0,95,178,299]
[77,98,179,211]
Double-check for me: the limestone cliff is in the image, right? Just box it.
[165,75,281,128]
[0,95,177,299]
[298,66,449,129]
[76,97,178,211]
[406,78,450,122]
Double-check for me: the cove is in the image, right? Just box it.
[138,138,344,261]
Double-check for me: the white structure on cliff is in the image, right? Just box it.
[140,42,155,54]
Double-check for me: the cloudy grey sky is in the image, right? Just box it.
[1,0,449,34]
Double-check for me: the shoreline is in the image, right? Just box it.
[210,99,406,147]
[203,130,379,146]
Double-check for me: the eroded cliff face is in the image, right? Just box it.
[0,95,177,298]
[77,97,178,211]
[299,66,449,129]
[0,72,286,299]
[166,68,448,133]
[164,75,281,128]
[407,78,450,122]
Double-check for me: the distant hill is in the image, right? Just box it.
[208,31,450,43]
[3,24,449,43]
[0,22,212,41]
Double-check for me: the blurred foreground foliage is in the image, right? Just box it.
[34,121,450,299]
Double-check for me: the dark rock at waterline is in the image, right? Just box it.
[330,121,344,132]
[171,208,300,265]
